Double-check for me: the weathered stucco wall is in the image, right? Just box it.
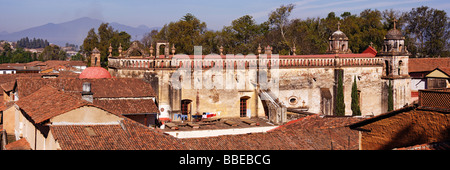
[51,106,122,123]
[2,106,16,134]
[109,64,387,118]
[277,66,383,116]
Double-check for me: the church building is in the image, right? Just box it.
[107,22,411,125]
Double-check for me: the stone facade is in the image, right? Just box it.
[107,26,411,125]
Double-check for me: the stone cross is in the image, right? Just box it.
[337,21,341,30]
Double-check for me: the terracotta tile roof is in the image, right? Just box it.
[0,81,15,92]
[0,60,86,71]
[409,58,450,73]
[94,99,159,115]
[438,67,450,76]
[15,85,90,124]
[362,46,377,56]
[51,119,186,150]
[349,106,416,130]
[0,101,15,111]
[16,77,156,99]
[89,78,156,98]
[182,115,365,150]
[5,138,32,150]
[0,73,79,92]
[350,107,450,150]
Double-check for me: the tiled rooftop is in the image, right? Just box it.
[4,138,31,150]
[50,119,187,150]
[45,114,365,150]
[94,99,159,115]
[161,117,274,132]
[409,58,450,73]
[15,85,90,124]
[16,77,156,99]
[182,115,365,150]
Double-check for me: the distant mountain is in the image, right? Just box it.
[0,17,160,47]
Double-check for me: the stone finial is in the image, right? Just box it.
[257,44,262,54]
[171,44,176,55]
[265,45,272,54]
[219,45,224,55]
[149,44,154,57]
[292,43,296,55]
[108,44,113,57]
[118,43,123,57]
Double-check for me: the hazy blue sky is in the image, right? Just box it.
[0,0,449,33]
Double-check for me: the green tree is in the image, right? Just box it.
[358,9,386,53]
[219,15,267,54]
[388,79,394,112]
[39,45,66,61]
[404,6,450,57]
[231,15,259,45]
[153,13,207,55]
[351,76,361,116]
[81,23,131,67]
[81,28,99,57]
[268,4,295,53]
[335,70,345,116]
[286,17,327,55]
[70,53,84,61]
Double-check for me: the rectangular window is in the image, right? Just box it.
[181,100,191,115]
[240,98,247,117]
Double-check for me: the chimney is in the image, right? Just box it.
[81,82,93,103]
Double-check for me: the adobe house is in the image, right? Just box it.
[0,71,159,129]
[3,85,182,150]
[408,58,450,102]
[349,88,450,150]
[5,86,123,149]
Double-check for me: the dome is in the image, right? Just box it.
[79,67,112,79]
[330,30,348,40]
[385,29,404,40]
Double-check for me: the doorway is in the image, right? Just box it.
[240,96,250,117]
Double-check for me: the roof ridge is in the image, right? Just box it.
[267,114,318,132]
[16,85,91,124]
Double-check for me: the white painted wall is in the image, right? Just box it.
[164,126,277,138]
[411,78,425,91]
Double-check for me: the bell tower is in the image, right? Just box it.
[377,19,411,111]
[327,22,352,54]
[91,47,101,67]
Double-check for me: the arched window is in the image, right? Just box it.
[385,60,390,76]
[398,60,403,75]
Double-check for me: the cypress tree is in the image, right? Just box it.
[351,76,361,116]
[335,70,345,116]
[388,79,394,112]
